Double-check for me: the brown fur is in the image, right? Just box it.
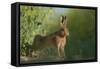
[31,16,69,58]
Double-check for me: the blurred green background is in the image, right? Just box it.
[20,5,96,62]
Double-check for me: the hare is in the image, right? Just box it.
[30,16,69,58]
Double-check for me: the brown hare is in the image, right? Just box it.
[30,16,69,58]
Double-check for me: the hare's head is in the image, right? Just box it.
[60,16,67,28]
[60,16,69,36]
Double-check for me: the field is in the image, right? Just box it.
[20,6,96,64]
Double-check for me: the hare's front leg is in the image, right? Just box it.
[57,44,65,58]
[57,42,61,57]
[61,47,65,58]
[61,38,66,58]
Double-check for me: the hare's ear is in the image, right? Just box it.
[60,16,64,22]
[65,16,68,22]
